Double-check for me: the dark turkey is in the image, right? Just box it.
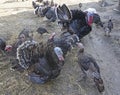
[36,27,49,35]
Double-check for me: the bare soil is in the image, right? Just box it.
[0,0,120,95]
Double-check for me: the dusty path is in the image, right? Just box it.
[82,27,120,95]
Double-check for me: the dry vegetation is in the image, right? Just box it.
[0,0,120,95]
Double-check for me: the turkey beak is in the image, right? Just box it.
[58,55,64,61]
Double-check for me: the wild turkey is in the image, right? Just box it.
[57,4,92,39]
[12,38,64,84]
[77,44,104,93]
[10,29,32,56]
[107,19,113,36]
[103,18,113,36]
[36,27,49,36]
[79,3,82,8]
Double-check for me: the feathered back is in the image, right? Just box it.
[71,10,87,25]
[57,4,72,21]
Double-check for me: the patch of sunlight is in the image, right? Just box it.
[11,9,27,14]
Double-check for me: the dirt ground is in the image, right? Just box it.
[0,0,120,95]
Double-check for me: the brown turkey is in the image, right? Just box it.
[77,43,105,93]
